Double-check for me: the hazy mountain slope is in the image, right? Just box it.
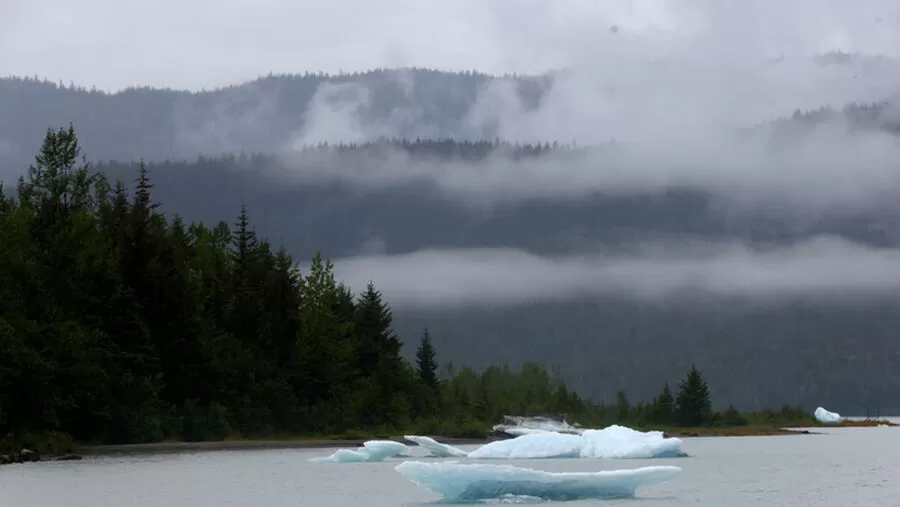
[4,60,900,413]
[0,69,547,179]
[81,141,900,414]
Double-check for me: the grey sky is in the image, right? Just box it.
[3,0,900,91]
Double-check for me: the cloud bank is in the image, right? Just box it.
[331,237,900,309]
[273,6,900,215]
[5,0,900,91]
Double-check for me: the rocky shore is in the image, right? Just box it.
[1,449,82,465]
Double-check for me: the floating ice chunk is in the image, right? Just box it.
[309,448,371,463]
[360,440,409,460]
[467,425,684,460]
[309,440,408,463]
[493,415,585,437]
[403,435,469,457]
[468,432,583,459]
[394,460,681,502]
[503,427,554,437]
[579,426,685,459]
[814,407,842,424]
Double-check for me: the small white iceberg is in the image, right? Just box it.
[309,440,408,463]
[493,414,584,437]
[467,425,685,460]
[395,460,682,502]
[814,407,843,424]
[402,435,469,457]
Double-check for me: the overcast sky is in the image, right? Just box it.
[3,0,900,91]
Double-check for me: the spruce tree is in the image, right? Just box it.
[653,381,675,425]
[616,390,630,423]
[416,328,439,391]
[354,281,401,376]
[675,365,712,427]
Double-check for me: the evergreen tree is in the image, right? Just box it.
[675,365,712,427]
[653,382,676,425]
[416,329,439,391]
[1,125,803,449]
[616,390,630,423]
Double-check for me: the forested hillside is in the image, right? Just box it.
[90,137,900,264]
[0,127,602,444]
[1,136,892,415]
[3,66,900,416]
[0,70,548,175]
[4,127,811,449]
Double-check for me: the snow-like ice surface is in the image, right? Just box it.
[814,407,843,424]
[309,440,408,463]
[468,425,685,460]
[469,432,584,459]
[403,435,469,457]
[503,427,560,437]
[394,460,682,502]
[493,415,584,436]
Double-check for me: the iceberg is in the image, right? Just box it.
[814,407,842,424]
[309,440,408,463]
[403,435,470,457]
[579,426,685,459]
[468,432,583,459]
[467,425,685,460]
[493,414,584,437]
[395,460,682,502]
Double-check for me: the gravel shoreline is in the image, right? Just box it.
[77,436,492,456]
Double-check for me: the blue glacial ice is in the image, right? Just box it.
[394,460,682,502]
[403,435,470,457]
[465,425,685,460]
[313,425,684,463]
[309,440,408,463]
[814,406,842,424]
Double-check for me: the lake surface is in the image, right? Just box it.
[3,423,899,506]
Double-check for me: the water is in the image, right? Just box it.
[2,424,899,506]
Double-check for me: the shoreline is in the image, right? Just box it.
[7,419,894,461]
[78,426,817,455]
[662,428,817,438]
[77,436,492,456]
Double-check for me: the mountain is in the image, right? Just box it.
[3,66,900,414]
[0,69,548,179]
[81,139,900,414]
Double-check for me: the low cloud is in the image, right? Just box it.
[6,0,900,91]
[273,42,900,216]
[331,236,900,308]
[276,115,900,217]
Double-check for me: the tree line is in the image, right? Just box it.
[1,126,814,450]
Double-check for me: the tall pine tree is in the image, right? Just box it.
[676,365,712,427]
[416,328,439,391]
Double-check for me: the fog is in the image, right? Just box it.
[331,236,900,308]
[277,7,900,213]
[9,0,900,306]
[5,0,900,91]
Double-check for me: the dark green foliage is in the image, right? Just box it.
[0,127,824,446]
[651,382,676,425]
[615,391,630,423]
[676,365,713,427]
[416,329,439,391]
[720,405,748,426]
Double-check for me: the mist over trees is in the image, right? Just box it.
[0,70,548,175]
[3,68,900,416]
[3,127,811,448]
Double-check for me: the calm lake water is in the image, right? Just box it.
[2,423,899,506]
